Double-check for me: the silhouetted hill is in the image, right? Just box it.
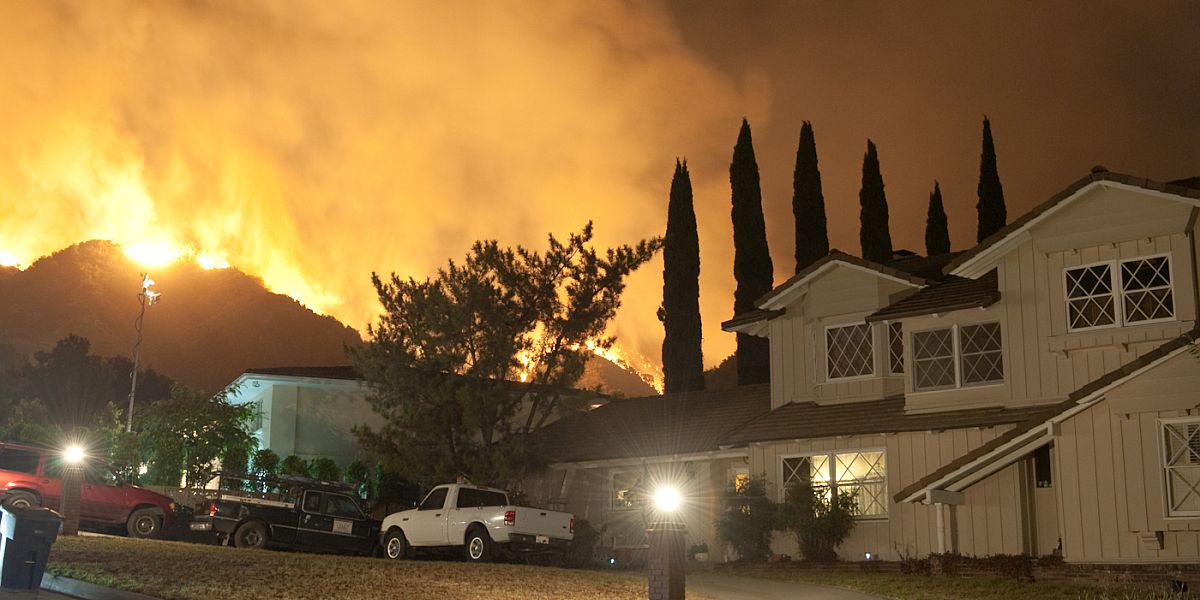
[0,241,362,393]
[578,355,657,397]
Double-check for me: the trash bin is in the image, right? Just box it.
[0,502,62,590]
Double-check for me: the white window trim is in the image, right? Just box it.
[887,322,905,376]
[1159,416,1200,519]
[910,322,1005,393]
[1063,253,1177,333]
[823,321,876,383]
[778,449,889,520]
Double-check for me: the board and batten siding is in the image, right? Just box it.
[1055,398,1200,562]
[769,265,915,411]
[751,425,1033,560]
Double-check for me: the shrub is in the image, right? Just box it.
[343,459,373,499]
[715,476,776,562]
[310,457,341,482]
[281,454,311,477]
[561,519,605,568]
[777,481,856,561]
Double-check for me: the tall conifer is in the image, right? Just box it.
[976,116,1007,242]
[730,119,773,386]
[660,159,705,393]
[792,121,828,272]
[925,181,951,256]
[858,139,893,263]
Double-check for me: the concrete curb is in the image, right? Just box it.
[40,575,161,600]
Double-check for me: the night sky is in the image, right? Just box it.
[0,1,1196,372]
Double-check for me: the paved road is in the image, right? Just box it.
[687,572,884,600]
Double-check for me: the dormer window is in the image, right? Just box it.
[825,323,874,380]
[1065,255,1174,332]
[912,322,1003,392]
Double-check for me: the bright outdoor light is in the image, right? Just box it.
[63,445,86,464]
[653,486,681,512]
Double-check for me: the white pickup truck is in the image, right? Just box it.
[379,483,573,562]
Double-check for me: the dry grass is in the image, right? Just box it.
[47,536,661,600]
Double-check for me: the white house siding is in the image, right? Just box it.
[751,426,1032,561]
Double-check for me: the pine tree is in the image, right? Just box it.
[858,139,893,263]
[792,121,829,273]
[660,159,705,393]
[925,181,951,256]
[730,119,773,386]
[976,116,1007,242]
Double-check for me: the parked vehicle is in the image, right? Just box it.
[380,483,574,562]
[0,441,178,538]
[191,472,381,556]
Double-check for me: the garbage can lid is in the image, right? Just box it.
[0,503,63,523]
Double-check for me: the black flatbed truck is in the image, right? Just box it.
[190,472,381,556]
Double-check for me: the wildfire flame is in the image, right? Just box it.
[122,241,229,271]
[517,339,664,394]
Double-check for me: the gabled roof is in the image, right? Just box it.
[946,170,1200,278]
[755,251,929,312]
[893,324,1200,504]
[534,384,771,463]
[866,271,1000,322]
[720,395,1045,447]
[720,309,783,336]
[244,365,362,381]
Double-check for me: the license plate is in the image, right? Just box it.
[190,522,212,531]
[535,535,549,545]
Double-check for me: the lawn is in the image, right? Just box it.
[47,536,664,600]
[717,564,1188,600]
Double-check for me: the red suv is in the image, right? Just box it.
[0,441,178,538]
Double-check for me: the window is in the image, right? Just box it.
[912,323,1004,392]
[732,467,750,493]
[1162,419,1200,517]
[303,491,323,512]
[456,488,508,508]
[781,450,887,518]
[250,400,264,431]
[0,448,41,475]
[826,323,874,380]
[1033,445,1052,488]
[888,322,904,375]
[419,487,448,511]
[323,493,364,519]
[1065,256,1175,332]
[612,472,644,509]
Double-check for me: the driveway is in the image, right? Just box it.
[687,572,885,600]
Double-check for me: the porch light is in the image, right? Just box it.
[62,445,86,465]
[653,486,681,512]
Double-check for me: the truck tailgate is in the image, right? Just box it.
[510,507,573,540]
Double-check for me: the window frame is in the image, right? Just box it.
[778,448,888,520]
[1063,254,1176,333]
[910,322,1005,393]
[887,322,905,375]
[611,470,644,511]
[823,321,876,383]
[1159,416,1200,519]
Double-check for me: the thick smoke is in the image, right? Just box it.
[0,1,767,370]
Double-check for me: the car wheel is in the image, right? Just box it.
[126,508,162,539]
[2,491,38,509]
[464,526,493,563]
[383,529,409,560]
[233,521,269,549]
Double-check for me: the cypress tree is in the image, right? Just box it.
[730,119,773,386]
[976,116,1007,242]
[792,121,829,272]
[925,181,951,255]
[660,159,705,393]
[858,139,893,264]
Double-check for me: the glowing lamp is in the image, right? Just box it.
[864,552,873,561]
[63,445,85,465]
[653,486,681,512]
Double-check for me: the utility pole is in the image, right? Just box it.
[127,273,161,433]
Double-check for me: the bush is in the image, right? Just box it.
[310,457,341,481]
[715,476,776,562]
[561,519,605,568]
[251,449,280,478]
[281,455,311,477]
[343,459,372,499]
[777,481,856,561]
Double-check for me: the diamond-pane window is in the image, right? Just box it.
[913,328,955,391]
[1121,256,1174,324]
[781,451,887,518]
[826,323,874,380]
[888,322,904,375]
[959,323,1003,386]
[1162,420,1200,517]
[1065,264,1115,331]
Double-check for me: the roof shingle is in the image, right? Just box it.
[867,271,1000,322]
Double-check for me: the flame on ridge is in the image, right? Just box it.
[516,339,664,394]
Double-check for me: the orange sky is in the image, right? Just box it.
[1,1,1197,372]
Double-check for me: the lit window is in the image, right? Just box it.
[888,322,904,375]
[912,323,1003,392]
[826,323,874,380]
[733,468,750,493]
[781,451,887,518]
[1162,419,1200,517]
[612,472,644,510]
[1064,256,1175,332]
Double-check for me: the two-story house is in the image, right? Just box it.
[724,169,1200,566]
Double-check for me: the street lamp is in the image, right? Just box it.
[647,485,686,600]
[126,274,161,433]
[60,445,86,536]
